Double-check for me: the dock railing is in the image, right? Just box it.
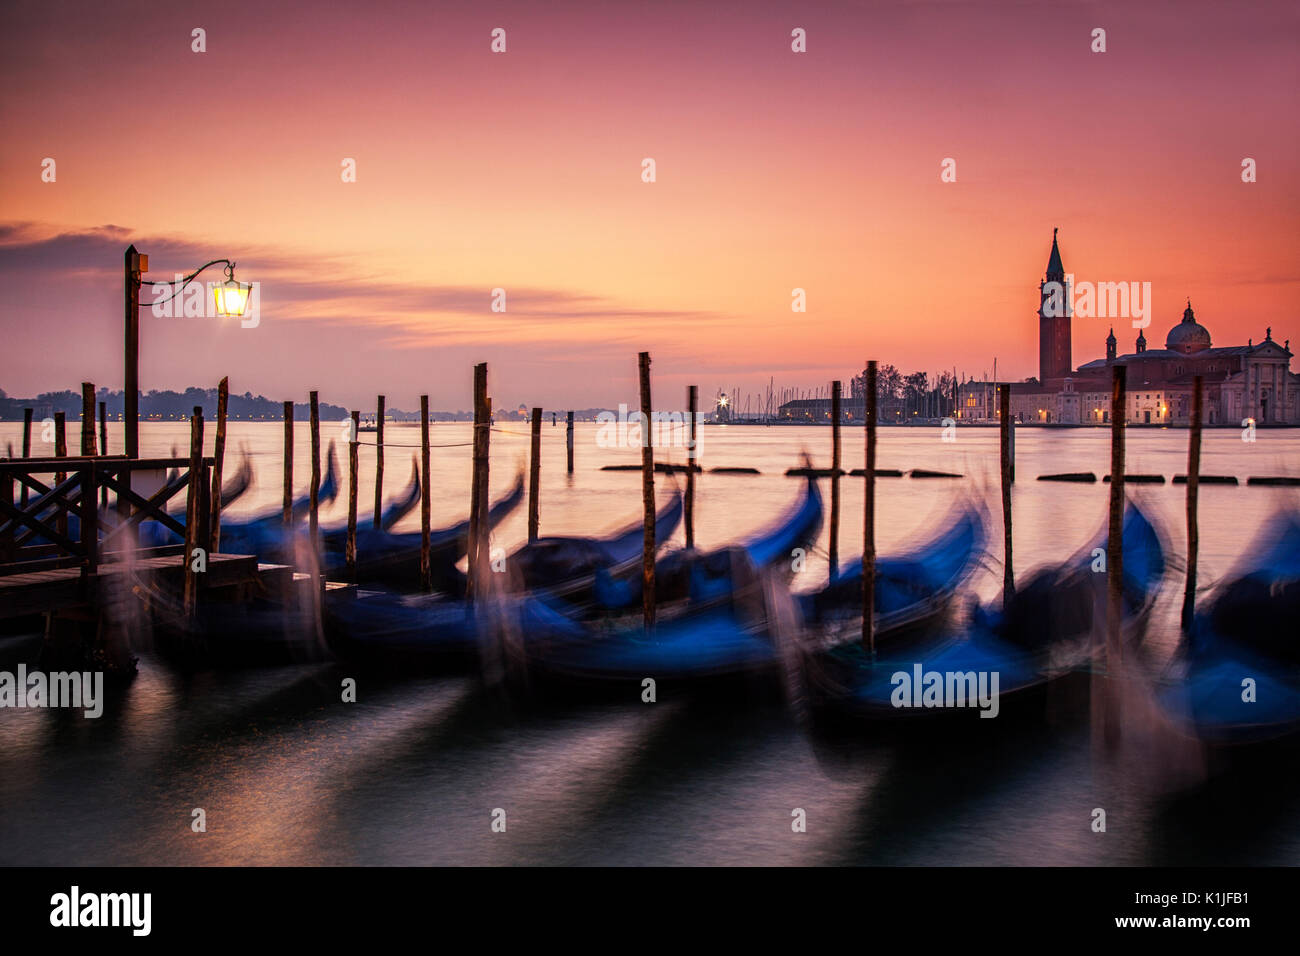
[0,455,213,577]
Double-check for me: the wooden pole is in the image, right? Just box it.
[373,395,385,530]
[830,380,842,580]
[467,364,488,600]
[183,406,204,618]
[210,376,228,552]
[420,395,432,591]
[282,401,294,526]
[685,385,697,549]
[80,383,95,455]
[347,410,360,577]
[1181,376,1204,631]
[862,361,877,657]
[309,391,321,552]
[98,401,108,507]
[1000,384,1015,607]
[528,407,542,542]
[54,413,67,538]
[1107,365,1126,669]
[478,393,492,586]
[639,352,656,630]
[124,245,141,459]
[20,408,31,508]
[566,410,575,474]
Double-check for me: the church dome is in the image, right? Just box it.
[1166,302,1211,353]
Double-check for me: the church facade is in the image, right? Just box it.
[958,232,1298,426]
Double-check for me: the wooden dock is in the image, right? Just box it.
[0,553,266,619]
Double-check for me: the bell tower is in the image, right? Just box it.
[1038,228,1072,383]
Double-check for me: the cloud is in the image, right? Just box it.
[0,221,726,349]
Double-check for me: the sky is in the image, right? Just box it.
[1,0,1297,412]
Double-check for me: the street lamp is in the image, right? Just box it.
[123,244,250,457]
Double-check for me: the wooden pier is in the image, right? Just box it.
[0,455,271,621]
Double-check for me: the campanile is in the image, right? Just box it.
[1038,228,1072,383]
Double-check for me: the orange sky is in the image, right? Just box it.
[1,0,1297,410]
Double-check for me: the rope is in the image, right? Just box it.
[350,426,537,448]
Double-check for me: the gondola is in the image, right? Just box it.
[803,499,1166,722]
[504,488,683,606]
[1160,510,1300,745]
[590,475,822,611]
[135,443,341,552]
[336,473,526,592]
[797,498,987,645]
[521,489,987,685]
[323,491,686,662]
[321,457,422,551]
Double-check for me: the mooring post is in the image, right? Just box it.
[478,374,493,593]
[374,395,385,531]
[80,383,95,455]
[1107,364,1126,672]
[1009,413,1016,483]
[639,352,656,630]
[566,410,575,474]
[309,390,321,599]
[347,410,359,577]
[862,361,877,658]
[467,364,489,600]
[54,413,67,538]
[183,406,204,618]
[830,379,842,580]
[420,395,432,592]
[20,408,32,508]
[124,245,142,459]
[97,401,108,506]
[528,407,542,542]
[685,385,697,549]
[282,401,294,527]
[210,376,228,552]
[1181,376,1204,631]
[1000,384,1014,607]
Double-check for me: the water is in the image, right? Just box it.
[1,423,1298,865]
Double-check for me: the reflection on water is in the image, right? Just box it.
[1,423,1298,864]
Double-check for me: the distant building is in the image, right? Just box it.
[958,232,1298,425]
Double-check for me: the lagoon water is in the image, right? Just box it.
[1,422,1297,865]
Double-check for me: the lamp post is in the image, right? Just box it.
[123,245,251,458]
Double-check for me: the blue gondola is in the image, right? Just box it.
[136,443,341,553]
[806,500,1166,720]
[325,491,683,661]
[528,492,984,683]
[1160,511,1300,745]
[798,498,987,643]
[590,475,822,611]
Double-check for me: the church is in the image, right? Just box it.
[958,231,1298,425]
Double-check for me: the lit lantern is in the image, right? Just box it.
[212,263,253,317]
